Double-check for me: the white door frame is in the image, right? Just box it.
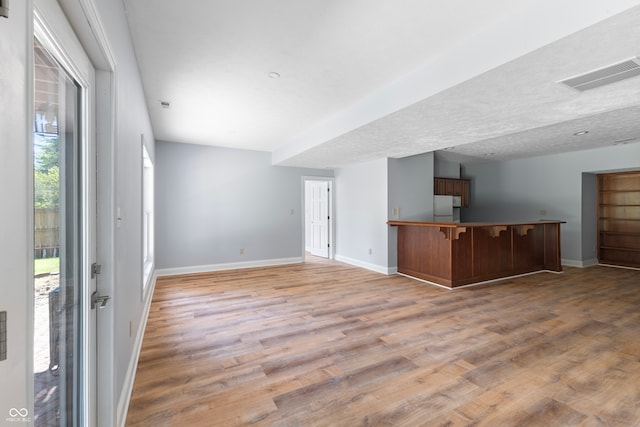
[56,1,118,426]
[302,176,335,259]
[53,0,119,424]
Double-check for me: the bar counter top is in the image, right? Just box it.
[388,220,564,288]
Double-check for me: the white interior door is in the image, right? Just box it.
[306,180,331,258]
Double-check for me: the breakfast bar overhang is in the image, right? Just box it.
[388,220,565,288]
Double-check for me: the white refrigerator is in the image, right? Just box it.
[433,195,461,223]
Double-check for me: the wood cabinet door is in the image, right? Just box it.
[461,180,470,207]
[445,179,454,195]
[452,180,462,196]
[434,178,470,207]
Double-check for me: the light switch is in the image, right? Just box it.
[0,311,6,361]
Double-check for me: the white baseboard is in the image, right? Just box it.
[155,257,304,277]
[117,271,158,427]
[562,258,598,268]
[598,263,640,271]
[564,259,639,270]
[334,254,395,275]
[398,269,561,290]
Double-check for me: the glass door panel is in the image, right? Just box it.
[33,37,82,427]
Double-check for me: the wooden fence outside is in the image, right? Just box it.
[35,208,59,258]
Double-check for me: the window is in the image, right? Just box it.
[142,141,154,288]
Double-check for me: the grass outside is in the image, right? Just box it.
[35,257,59,276]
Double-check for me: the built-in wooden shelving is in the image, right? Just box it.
[598,171,640,268]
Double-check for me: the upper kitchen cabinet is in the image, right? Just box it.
[434,178,470,207]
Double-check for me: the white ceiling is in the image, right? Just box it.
[123,1,640,168]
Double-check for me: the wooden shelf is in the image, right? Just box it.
[598,171,640,268]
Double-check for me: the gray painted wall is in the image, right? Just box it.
[462,143,640,264]
[388,152,435,267]
[334,153,435,271]
[0,0,31,414]
[388,152,435,222]
[155,141,332,270]
[155,146,435,275]
[434,152,461,179]
[335,159,390,271]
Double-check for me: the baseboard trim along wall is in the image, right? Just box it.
[334,254,395,275]
[398,269,562,290]
[598,263,640,271]
[155,257,304,277]
[118,271,158,427]
[562,258,598,268]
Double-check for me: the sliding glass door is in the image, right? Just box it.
[33,2,98,424]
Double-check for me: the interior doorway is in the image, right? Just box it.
[303,178,334,259]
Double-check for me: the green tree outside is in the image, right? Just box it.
[34,137,59,209]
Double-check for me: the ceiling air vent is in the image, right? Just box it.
[558,57,640,91]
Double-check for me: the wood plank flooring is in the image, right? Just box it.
[126,258,640,426]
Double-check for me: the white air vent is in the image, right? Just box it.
[559,57,640,91]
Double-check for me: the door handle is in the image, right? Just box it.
[91,291,110,309]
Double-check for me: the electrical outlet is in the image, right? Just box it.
[368,248,372,255]
[240,248,245,255]
[540,209,547,216]
[290,208,295,215]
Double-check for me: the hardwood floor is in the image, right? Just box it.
[126,258,640,426]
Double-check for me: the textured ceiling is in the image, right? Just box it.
[123,1,640,168]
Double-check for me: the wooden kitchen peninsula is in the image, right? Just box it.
[388,220,564,288]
